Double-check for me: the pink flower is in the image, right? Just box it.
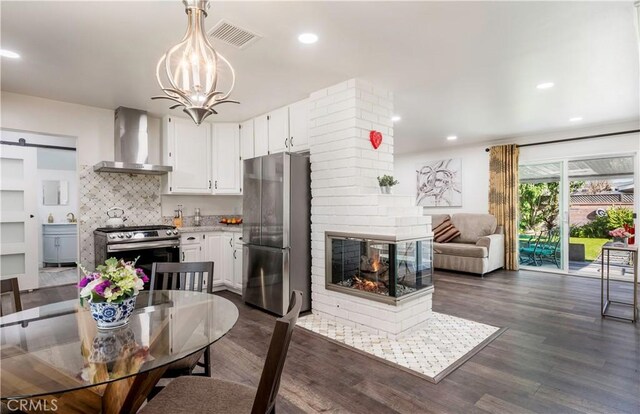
[136,268,149,283]
[78,277,92,288]
[94,280,111,296]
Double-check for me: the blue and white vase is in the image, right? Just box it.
[89,296,137,329]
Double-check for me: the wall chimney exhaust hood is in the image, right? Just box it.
[93,107,172,175]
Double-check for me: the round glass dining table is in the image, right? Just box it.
[0,290,238,413]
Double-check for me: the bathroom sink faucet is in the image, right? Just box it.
[67,212,76,223]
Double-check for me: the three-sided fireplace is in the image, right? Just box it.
[326,232,433,304]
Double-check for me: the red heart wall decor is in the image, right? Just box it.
[369,130,383,149]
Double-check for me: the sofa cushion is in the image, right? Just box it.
[429,214,451,229]
[434,219,461,243]
[450,214,498,243]
[434,242,488,258]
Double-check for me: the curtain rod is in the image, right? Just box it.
[0,138,76,151]
[484,129,640,152]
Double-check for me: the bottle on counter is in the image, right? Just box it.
[173,205,183,228]
[194,208,201,227]
[47,213,54,223]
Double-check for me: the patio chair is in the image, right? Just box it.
[519,233,542,266]
[536,228,561,268]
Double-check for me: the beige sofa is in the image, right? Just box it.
[431,213,504,276]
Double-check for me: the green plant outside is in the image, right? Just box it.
[569,237,610,262]
[569,206,633,238]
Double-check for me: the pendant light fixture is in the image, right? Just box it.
[153,0,238,125]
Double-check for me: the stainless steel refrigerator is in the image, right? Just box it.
[242,152,311,316]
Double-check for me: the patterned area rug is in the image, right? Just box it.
[297,312,506,383]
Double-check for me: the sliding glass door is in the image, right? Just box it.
[519,155,636,280]
[567,156,635,280]
[518,162,566,272]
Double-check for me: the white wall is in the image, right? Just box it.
[0,92,162,165]
[394,121,640,216]
[395,144,490,215]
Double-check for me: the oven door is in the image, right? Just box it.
[107,239,180,276]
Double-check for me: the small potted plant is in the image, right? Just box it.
[609,227,632,246]
[78,257,149,330]
[377,175,399,194]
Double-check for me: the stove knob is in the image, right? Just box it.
[118,233,124,238]
[173,230,179,235]
[108,234,116,239]
[125,233,132,238]
[166,230,172,236]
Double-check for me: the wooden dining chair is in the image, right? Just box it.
[140,290,304,414]
[0,277,23,316]
[150,262,215,377]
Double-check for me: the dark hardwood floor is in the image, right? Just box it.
[20,270,640,413]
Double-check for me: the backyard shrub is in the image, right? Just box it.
[571,206,633,238]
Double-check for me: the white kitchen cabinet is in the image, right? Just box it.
[267,106,290,154]
[204,233,223,285]
[240,119,254,160]
[212,123,241,194]
[221,233,234,286]
[288,99,309,152]
[254,115,269,157]
[232,233,243,291]
[180,233,203,263]
[180,243,202,263]
[162,116,212,194]
[180,231,240,292]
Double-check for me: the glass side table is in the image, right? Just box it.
[600,243,638,322]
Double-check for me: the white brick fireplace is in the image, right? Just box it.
[309,79,434,339]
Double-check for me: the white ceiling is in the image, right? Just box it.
[1,1,638,154]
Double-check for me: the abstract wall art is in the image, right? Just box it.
[416,158,462,207]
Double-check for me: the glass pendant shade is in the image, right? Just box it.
[153,0,238,125]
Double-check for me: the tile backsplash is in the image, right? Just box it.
[79,165,161,267]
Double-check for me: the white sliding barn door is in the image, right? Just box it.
[0,145,39,290]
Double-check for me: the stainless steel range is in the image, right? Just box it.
[94,225,180,274]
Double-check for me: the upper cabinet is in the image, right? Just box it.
[212,123,241,194]
[162,116,212,194]
[253,115,269,157]
[267,106,290,154]
[161,97,308,196]
[251,99,309,157]
[240,119,255,160]
[288,99,309,152]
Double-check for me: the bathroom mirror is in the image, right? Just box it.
[42,180,69,205]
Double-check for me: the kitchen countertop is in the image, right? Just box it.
[177,225,243,234]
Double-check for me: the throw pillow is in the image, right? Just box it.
[434,219,461,243]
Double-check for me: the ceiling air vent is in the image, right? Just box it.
[208,20,261,50]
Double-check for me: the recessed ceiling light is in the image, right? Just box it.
[536,82,554,90]
[391,115,401,122]
[0,49,20,59]
[446,135,458,141]
[298,33,318,44]
[569,117,583,122]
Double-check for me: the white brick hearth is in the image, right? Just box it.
[309,79,434,338]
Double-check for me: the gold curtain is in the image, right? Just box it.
[489,144,519,271]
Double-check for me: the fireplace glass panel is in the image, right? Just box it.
[328,234,433,302]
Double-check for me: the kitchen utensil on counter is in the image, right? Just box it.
[106,207,127,228]
[194,208,201,227]
[172,205,183,228]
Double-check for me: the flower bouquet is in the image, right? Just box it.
[609,227,632,246]
[78,257,149,329]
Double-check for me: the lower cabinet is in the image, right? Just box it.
[43,224,78,266]
[180,231,242,293]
